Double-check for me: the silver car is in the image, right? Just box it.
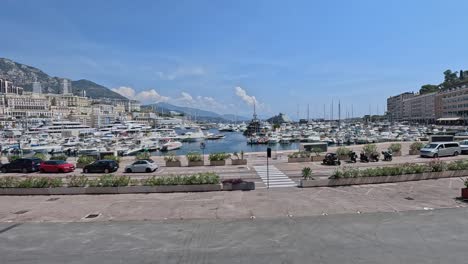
[420,142,461,158]
[125,159,158,173]
[459,140,468,154]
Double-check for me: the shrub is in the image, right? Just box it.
[288,151,311,159]
[388,143,402,153]
[8,155,21,162]
[0,176,18,188]
[302,167,313,180]
[336,147,350,156]
[410,142,425,151]
[77,155,96,165]
[16,177,62,188]
[142,172,220,186]
[88,174,130,187]
[208,152,231,161]
[135,152,151,160]
[33,153,47,161]
[311,148,323,157]
[461,178,468,188]
[428,160,446,172]
[103,155,120,164]
[164,152,179,162]
[67,175,88,187]
[186,152,203,162]
[50,154,67,161]
[363,144,378,156]
[232,152,240,160]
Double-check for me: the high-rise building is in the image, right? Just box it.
[62,79,72,94]
[32,81,42,94]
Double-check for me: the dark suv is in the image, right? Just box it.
[0,158,42,173]
[82,160,119,173]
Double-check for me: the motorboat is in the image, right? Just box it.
[161,141,183,151]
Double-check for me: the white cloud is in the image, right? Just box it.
[180,92,193,102]
[172,92,225,111]
[235,86,258,106]
[112,86,169,104]
[156,66,206,81]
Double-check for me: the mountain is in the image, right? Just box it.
[0,58,127,100]
[144,102,250,122]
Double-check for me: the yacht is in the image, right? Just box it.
[161,141,183,151]
[33,121,95,136]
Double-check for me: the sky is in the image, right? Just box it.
[1,0,468,119]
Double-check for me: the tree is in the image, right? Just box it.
[441,69,459,88]
[419,84,439,94]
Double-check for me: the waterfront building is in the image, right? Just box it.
[401,92,436,123]
[386,92,414,122]
[435,79,468,125]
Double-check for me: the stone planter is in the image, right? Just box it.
[165,160,181,167]
[0,184,223,195]
[392,151,402,157]
[300,170,468,188]
[210,160,226,166]
[409,150,419,155]
[311,155,325,162]
[188,161,204,167]
[223,181,255,191]
[288,157,310,163]
[462,188,468,199]
[231,159,247,166]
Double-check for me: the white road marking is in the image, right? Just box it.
[253,165,296,188]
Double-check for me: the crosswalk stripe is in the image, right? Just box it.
[253,165,296,188]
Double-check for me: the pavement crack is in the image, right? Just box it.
[0,223,22,234]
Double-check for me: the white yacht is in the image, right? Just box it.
[161,141,183,151]
[33,121,95,136]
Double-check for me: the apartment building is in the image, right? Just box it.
[401,92,436,123]
[386,92,414,121]
[435,79,468,124]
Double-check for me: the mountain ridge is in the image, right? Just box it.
[0,57,128,100]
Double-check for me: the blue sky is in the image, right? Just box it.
[1,0,468,119]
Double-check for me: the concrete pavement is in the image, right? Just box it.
[2,207,468,263]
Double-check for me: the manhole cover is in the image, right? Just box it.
[405,197,414,200]
[14,210,29,215]
[47,198,60,201]
[84,213,100,219]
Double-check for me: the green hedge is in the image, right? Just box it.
[288,151,311,159]
[142,172,220,186]
[0,176,62,188]
[208,152,230,161]
[186,152,202,162]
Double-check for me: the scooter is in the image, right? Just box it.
[322,153,341,166]
[382,151,393,161]
[360,152,369,163]
[369,153,380,162]
[348,151,357,163]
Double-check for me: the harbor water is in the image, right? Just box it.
[153,130,301,156]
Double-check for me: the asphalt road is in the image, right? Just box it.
[2,207,468,264]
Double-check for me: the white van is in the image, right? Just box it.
[420,142,461,158]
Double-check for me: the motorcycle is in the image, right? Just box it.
[359,152,369,163]
[348,151,357,163]
[382,151,393,161]
[369,153,380,162]
[322,153,341,166]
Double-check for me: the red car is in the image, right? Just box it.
[39,160,75,173]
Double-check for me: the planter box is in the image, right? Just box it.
[231,159,247,166]
[300,170,468,188]
[223,181,255,191]
[0,184,223,195]
[188,161,204,167]
[165,160,181,167]
[462,188,468,199]
[392,151,402,157]
[210,160,226,166]
[288,157,310,163]
[311,155,325,162]
[409,150,419,155]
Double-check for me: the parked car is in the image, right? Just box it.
[39,160,75,173]
[0,158,42,173]
[420,142,461,158]
[82,160,119,173]
[459,140,468,154]
[125,159,158,173]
